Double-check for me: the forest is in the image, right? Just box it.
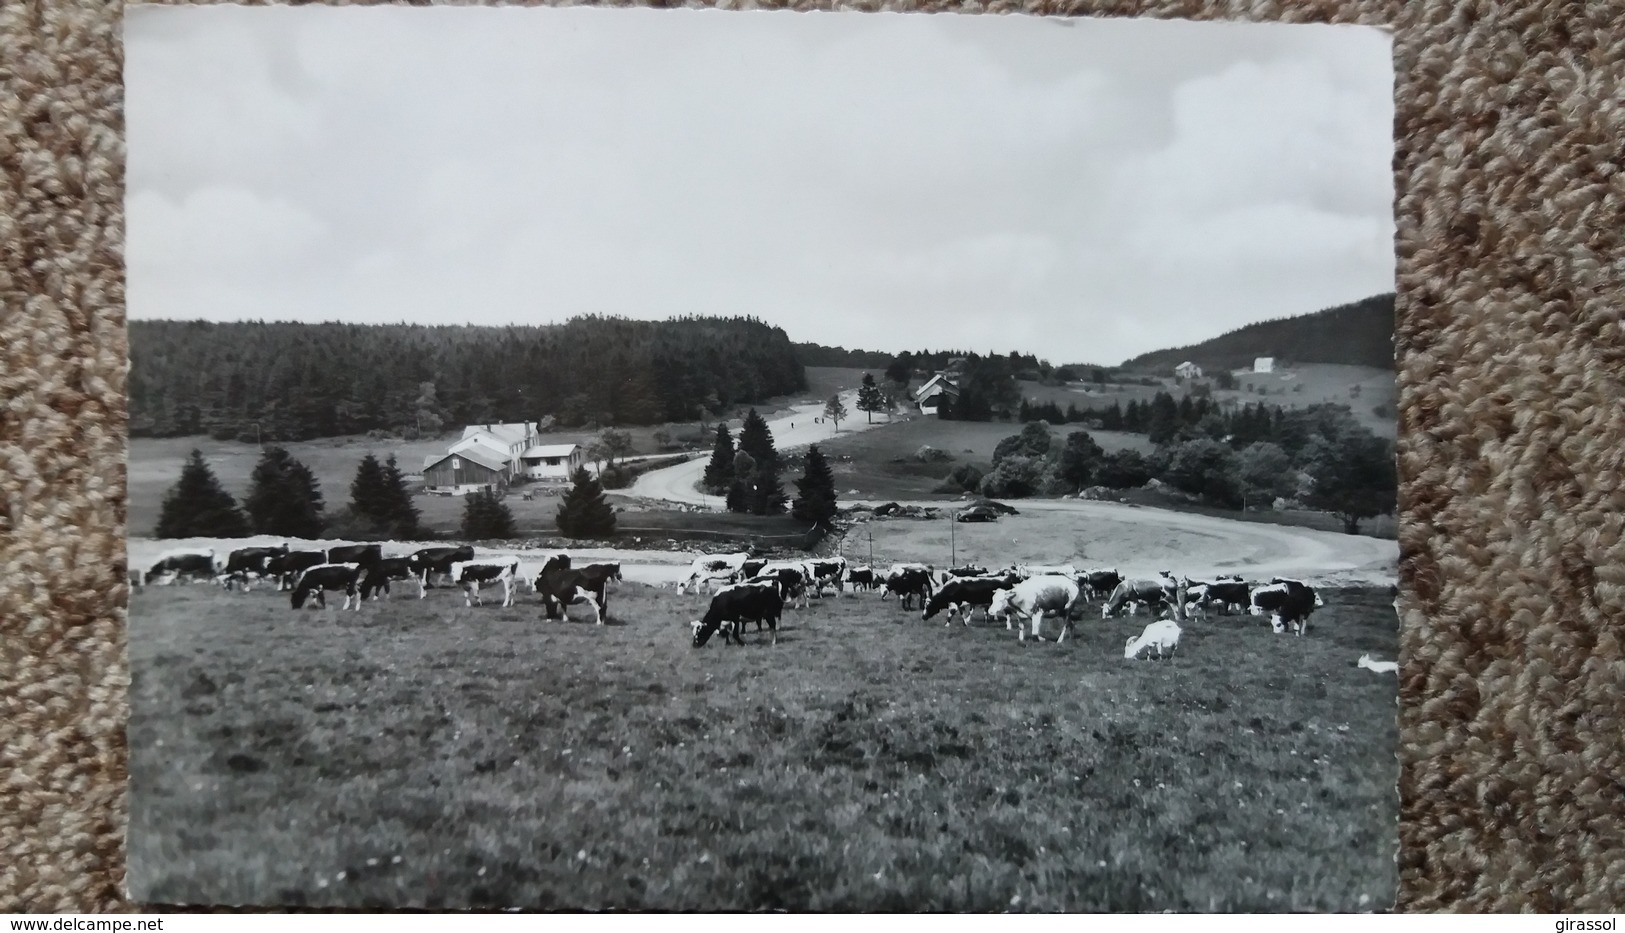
[129,316,807,442]
[1118,293,1395,373]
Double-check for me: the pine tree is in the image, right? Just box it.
[737,408,778,464]
[349,454,391,525]
[791,445,837,524]
[461,488,516,539]
[155,449,249,538]
[823,394,848,432]
[749,456,788,515]
[703,424,736,494]
[726,450,756,514]
[245,446,325,538]
[380,454,423,538]
[556,467,617,538]
[856,373,885,424]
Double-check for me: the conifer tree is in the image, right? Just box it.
[245,446,325,538]
[749,456,789,516]
[155,449,249,538]
[556,466,617,538]
[726,450,756,514]
[461,488,516,539]
[856,373,885,423]
[380,454,423,538]
[791,445,838,524]
[349,454,391,525]
[702,424,735,493]
[737,408,777,464]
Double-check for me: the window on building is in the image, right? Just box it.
[451,457,461,470]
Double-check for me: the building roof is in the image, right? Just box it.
[461,422,533,448]
[913,373,959,400]
[424,444,508,474]
[522,444,580,459]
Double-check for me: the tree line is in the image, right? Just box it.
[700,407,838,525]
[130,315,807,442]
[1117,292,1395,373]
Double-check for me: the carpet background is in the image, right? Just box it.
[2,0,1621,913]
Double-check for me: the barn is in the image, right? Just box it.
[520,444,586,482]
[1175,361,1203,379]
[422,446,509,496]
[913,373,961,417]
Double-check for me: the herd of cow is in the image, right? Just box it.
[132,544,621,623]
[675,552,1327,657]
[133,543,1328,661]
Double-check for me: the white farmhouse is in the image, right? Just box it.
[520,443,587,481]
[1174,361,1203,380]
[1253,357,1276,374]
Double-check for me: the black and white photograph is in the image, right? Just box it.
[125,5,1399,911]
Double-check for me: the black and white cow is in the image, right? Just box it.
[938,564,990,587]
[448,559,519,608]
[359,556,414,600]
[1078,568,1123,602]
[921,574,1019,626]
[290,563,367,611]
[676,552,750,595]
[990,575,1082,642]
[845,566,879,591]
[142,549,217,586]
[215,545,288,591]
[407,546,475,597]
[1013,563,1079,582]
[266,549,331,591]
[1250,579,1324,635]
[533,554,607,624]
[804,557,848,595]
[326,544,383,567]
[691,580,786,647]
[1195,579,1251,615]
[881,565,935,612]
[1101,577,1173,619]
[751,561,813,610]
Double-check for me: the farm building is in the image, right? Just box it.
[422,447,509,496]
[520,443,586,481]
[1175,361,1203,379]
[1253,357,1276,373]
[913,373,961,417]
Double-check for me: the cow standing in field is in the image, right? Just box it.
[751,562,814,610]
[360,557,415,600]
[1250,579,1324,635]
[265,549,331,591]
[692,580,786,647]
[1078,569,1123,603]
[215,545,289,591]
[1124,619,1183,660]
[845,566,878,592]
[991,575,1082,643]
[921,574,1019,626]
[326,544,383,567]
[532,554,607,624]
[676,552,750,595]
[449,559,520,608]
[1100,578,1174,619]
[804,557,848,596]
[142,549,218,586]
[880,565,935,612]
[407,546,475,597]
[290,563,367,611]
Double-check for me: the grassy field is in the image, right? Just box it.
[128,582,1398,911]
[812,416,1152,501]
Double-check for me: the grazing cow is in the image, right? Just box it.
[578,561,623,583]
[266,549,328,591]
[1013,563,1079,582]
[407,546,476,597]
[1249,580,1323,635]
[804,557,848,595]
[326,544,383,567]
[215,545,288,591]
[881,566,935,612]
[1357,653,1398,674]
[921,574,1018,626]
[845,566,878,592]
[1079,569,1123,602]
[990,575,1082,643]
[448,559,519,608]
[676,552,750,595]
[1124,619,1183,660]
[1101,578,1173,619]
[142,549,217,586]
[751,562,813,610]
[939,564,990,586]
[1198,580,1252,615]
[290,563,366,611]
[359,556,414,600]
[533,554,607,624]
[692,581,786,647]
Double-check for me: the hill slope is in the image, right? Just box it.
[1119,293,1395,373]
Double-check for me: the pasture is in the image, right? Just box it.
[813,417,1152,501]
[128,581,1397,911]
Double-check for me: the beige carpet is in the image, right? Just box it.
[3,0,1622,913]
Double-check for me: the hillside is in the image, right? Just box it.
[1118,293,1395,373]
[129,316,805,442]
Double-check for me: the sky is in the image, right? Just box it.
[124,6,1395,366]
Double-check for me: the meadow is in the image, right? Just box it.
[128,581,1398,911]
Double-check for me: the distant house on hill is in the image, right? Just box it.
[422,421,540,495]
[1175,361,1203,380]
[1253,357,1276,374]
[913,372,961,417]
[520,443,586,481]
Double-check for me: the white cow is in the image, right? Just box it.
[1125,619,1182,660]
[448,559,519,608]
[989,575,1081,643]
[676,552,750,595]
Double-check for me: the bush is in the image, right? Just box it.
[1162,438,1243,508]
[946,463,984,492]
[915,445,954,463]
[598,465,634,490]
[978,454,1050,499]
[1096,449,1152,489]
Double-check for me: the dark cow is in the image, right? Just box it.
[1250,580,1323,635]
[882,566,935,612]
[407,546,476,597]
[449,559,520,608]
[578,561,623,583]
[1199,580,1251,615]
[533,554,607,624]
[142,549,217,586]
[1079,569,1123,602]
[215,545,288,591]
[845,566,878,591]
[1101,577,1173,619]
[327,544,383,567]
[751,563,812,610]
[921,575,1018,625]
[692,581,786,647]
[804,557,848,595]
[359,556,414,600]
[943,564,990,581]
[290,563,367,611]
[266,549,329,591]
[737,558,770,583]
